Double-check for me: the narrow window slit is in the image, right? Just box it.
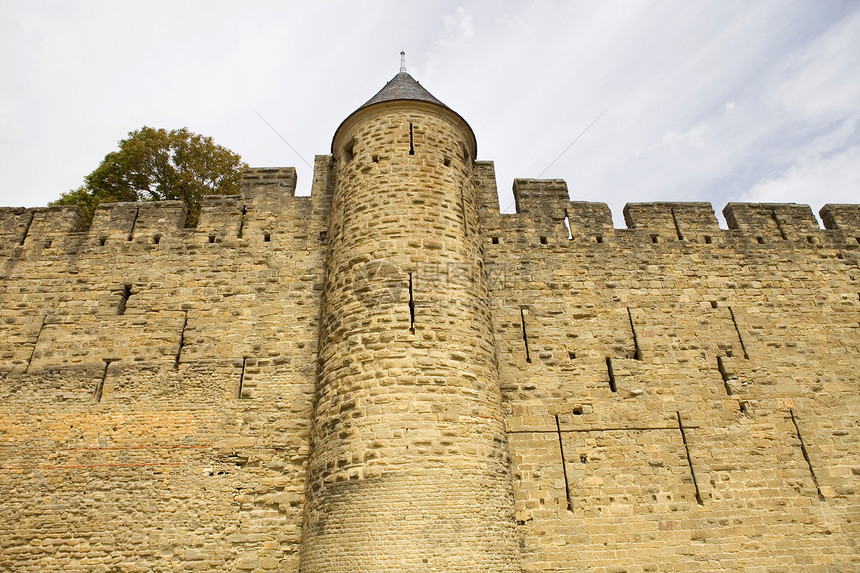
[704,235,713,244]
[595,235,603,243]
[153,235,161,245]
[128,207,139,241]
[93,360,111,403]
[555,414,573,512]
[408,273,415,334]
[728,306,750,359]
[237,357,247,399]
[605,357,617,392]
[372,154,379,163]
[237,205,247,238]
[627,307,642,360]
[117,285,132,316]
[770,209,788,240]
[409,123,414,155]
[209,235,216,244]
[19,212,34,245]
[491,237,499,245]
[564,210,573,240]
[99,237,107,246]
[650,234,659,244]
[263,233,271,242]
[25,315,47,373]
[443,156,451,167]
[677,412,704,505]
[175,311,188,371]
[460,190,468,236]
[671,208,684,240]
[716,356,733,395]
[790,409,825,500]
[520,308,531,363]
[540,236,547,245]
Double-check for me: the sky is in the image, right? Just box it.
[1,1,858,227]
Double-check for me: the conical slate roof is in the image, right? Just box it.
[356,71,449,111]
[332,53,476,155]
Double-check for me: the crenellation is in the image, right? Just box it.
[723,202,820,242]
[512,178,570,214]
[820,203,860,234]
[129,201,187,243]
[241,166,298,198]
[623,202,720,243]
[26,205,82,240]
[90,201,142,243]
[198,194,244,239]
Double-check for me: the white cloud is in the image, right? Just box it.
[437,6,475,48]
[743,144,860,207]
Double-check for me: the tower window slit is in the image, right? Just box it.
[564,210,573,240]
[19,212,34,245]
[671,208,684,240]
[770,209,788,240]
[409,123,414,155]
[408,273,415,333]
[238,357,247,399]
[716,356,733,395]
[175,311,188,370]
[93,360,111,403]
[555,414,573,512]
[605,357,617,392]
[790,409,825,500]
[117,285,132,315]
[128,207,139,241]
[25,315,47,373]
[677,412,704,505]
[237,206,247,238]
[728,306,750,359]
[627,307,642,360]
[520,308,531,363]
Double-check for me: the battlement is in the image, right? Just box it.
[4,188,859,253]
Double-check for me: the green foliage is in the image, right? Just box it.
[51,127,247,228]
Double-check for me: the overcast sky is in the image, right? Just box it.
[2,1,858,226]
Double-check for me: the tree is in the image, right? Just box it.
[52,127,247,228]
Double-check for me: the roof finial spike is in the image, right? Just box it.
[400,51,407,73]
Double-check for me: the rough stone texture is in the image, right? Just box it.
[1,74,859,572]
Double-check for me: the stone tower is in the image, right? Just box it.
[299,55,521,571]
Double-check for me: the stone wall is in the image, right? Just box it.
[481,173,860,572]
[0,162,332,572]
[1,157,858,572]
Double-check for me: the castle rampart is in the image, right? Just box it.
[1,63,859,572]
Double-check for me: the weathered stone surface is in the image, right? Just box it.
[1,67,858,572]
